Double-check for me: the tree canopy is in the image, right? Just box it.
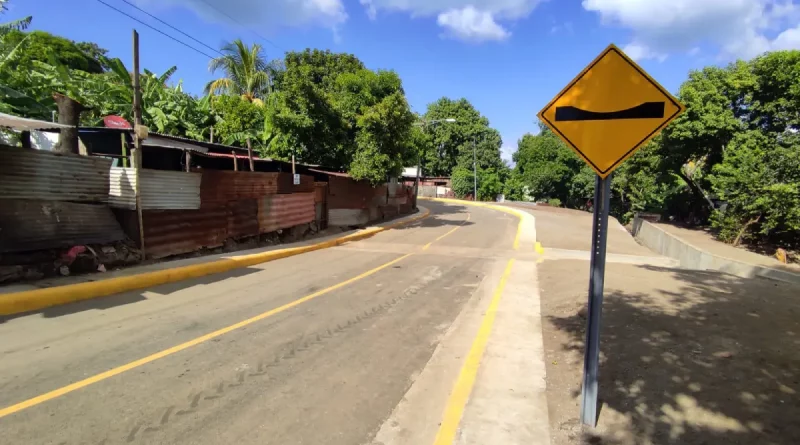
[2,30,106,73]
[205,39,275,105]
[509,49,800,251]
[268,49,415,183]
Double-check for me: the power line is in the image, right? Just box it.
[118,0,222,56]
[194,0,284,53]
[93,0,216,59]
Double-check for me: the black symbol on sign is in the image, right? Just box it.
[555,102,665,121]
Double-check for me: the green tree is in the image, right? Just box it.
[1,30,106,73]
[205,39,274,104]
[268,49,414,183]
[422,97,502,177]
[512,125,588,205]
[211,94,267,146]
[710,130,800,245]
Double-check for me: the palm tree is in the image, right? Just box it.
[205,39,272,105]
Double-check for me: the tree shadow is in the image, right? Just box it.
[393,203,474,230]
[546,265,800,445]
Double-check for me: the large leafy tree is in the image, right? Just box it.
[205,39,274,104]
[709,130,800,245]
[2,30,106,73]
[421,97,502,177]
[210,95,268,147]
[268,49,415,183]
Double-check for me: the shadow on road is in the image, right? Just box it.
[394,203,474,230]
[546,265,800,445]
[0,266,263,323]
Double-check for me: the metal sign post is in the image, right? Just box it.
[536,44,686,428]
[580,174,611,427]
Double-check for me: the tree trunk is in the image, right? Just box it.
[733,214,762,247]
[53,93,86,154]
[677,170,716,211]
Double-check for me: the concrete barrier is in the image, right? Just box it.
[632,217,800,285]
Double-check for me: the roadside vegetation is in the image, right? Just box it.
[0,1,506,193]
[2,1,797,252]
[506,50,800,255]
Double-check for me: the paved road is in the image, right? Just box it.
[0,201,518,445]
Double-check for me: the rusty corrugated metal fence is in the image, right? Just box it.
[0,145,111,203]
[200,171,279,207]
[258,193,315,233]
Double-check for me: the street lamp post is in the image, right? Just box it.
[473,137,477,201]
[413,118,456,208]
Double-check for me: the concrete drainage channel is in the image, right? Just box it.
[631,217,800,285]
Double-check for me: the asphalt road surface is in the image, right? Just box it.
[0,201,518,445]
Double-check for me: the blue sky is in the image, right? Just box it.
[7,0,800,162]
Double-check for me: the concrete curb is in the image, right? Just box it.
[632,217,800,285]
[420,197,537,250]
[0,207,431,316]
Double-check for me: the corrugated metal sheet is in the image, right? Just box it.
[0,199,125,253]
[227,200,259,239]
[314,182,328,203]
[137,207,228,259]
[329,208,370,226]
[276,173,315,194]
[109,167,201,210]
[328,175,376,209]
[0,112,72,130]
[200,171,278,207]
[108,167,136,209]
[0,145,111,202]
[258,193,315,233]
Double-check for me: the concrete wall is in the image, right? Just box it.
[632,217,800,285]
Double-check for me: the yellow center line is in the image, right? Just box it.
[0,253,414,420]
[422,213,472,251]
[0,204,481,420]
[432,258,516,445]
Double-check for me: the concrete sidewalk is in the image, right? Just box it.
[370,203,551,445]
[632,218,800,285]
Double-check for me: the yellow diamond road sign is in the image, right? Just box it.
[537,44,685,178]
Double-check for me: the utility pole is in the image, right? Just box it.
[473,137,477,201]
[132,30,146,259]
[246,138,255,171]
[413,122,425,210]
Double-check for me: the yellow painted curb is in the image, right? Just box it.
[0,208,431,316]
[420,197,529,250]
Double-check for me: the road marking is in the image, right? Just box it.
[423,213,472,251]
[0,253,414,420]
[535,241,544,254]
[432,258,515,445]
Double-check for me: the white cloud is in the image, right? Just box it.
[772,25,800,50]
[582,0,800,60]
[437,7,511,42]
[361,0,543,41]
[153,0,347,31]
[501,144,516,165]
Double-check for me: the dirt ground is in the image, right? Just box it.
[538,259,800,445]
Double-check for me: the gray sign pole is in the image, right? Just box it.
[580,174,611,427]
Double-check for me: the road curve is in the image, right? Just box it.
[0,200,518,445]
